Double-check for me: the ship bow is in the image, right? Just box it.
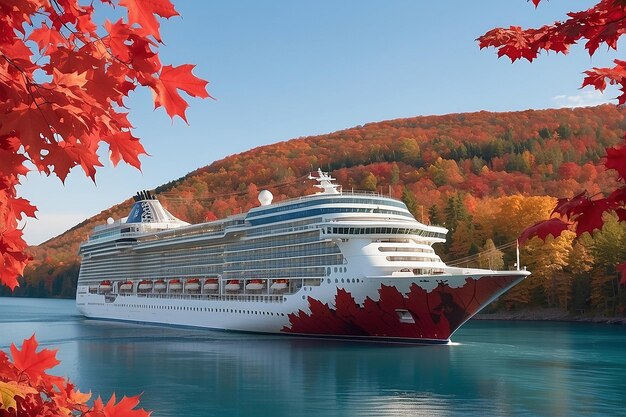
[282,273,527,343]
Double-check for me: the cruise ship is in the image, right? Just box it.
[76,170,529,343]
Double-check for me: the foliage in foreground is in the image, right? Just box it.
[1,0,208,414]
[479,0,626,283]
[0,0,209,290]
[0,335,149,417]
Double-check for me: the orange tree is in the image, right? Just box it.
[0,0,208,414]
[478,0,626,283]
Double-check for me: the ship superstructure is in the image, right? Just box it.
[76,170,529,343]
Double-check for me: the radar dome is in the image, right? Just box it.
[258,190,273,206]
[106,217,114,225]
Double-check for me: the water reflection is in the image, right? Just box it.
[73,321,460,417]
[2,299,626,417]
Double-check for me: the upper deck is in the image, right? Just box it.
[80,171,448,254]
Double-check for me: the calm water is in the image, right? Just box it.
[1,298,625,417]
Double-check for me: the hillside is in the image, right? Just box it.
[7,105,626,315]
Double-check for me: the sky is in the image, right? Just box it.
[20,0,620,245]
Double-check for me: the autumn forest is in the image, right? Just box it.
[6,105,626,317]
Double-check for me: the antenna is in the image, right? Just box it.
[516,239,520,271]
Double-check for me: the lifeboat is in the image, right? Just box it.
[225,280,241,291]
[203,278,219,291]
[169,279,183,291]
[99,280,112,293]
[246,279,265,291]
[185,278,201,292]
[270,279,289,291]
[138,280,153,292]
[119,281,133,292]
[154,280,167,292]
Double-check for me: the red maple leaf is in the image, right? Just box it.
[152,64,211,122]
[104,131,148,169]
[552,191,588,217]
[572,198,612,235]
[103,393,151,417]
[119,0,179,42]
[518,218,572,245]
[27,22,68,54]
[0,266,21,290]
[10,335,60,383]
[9,197,37,221]
[604,143,626,180]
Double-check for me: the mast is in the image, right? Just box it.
[516,239,520,272]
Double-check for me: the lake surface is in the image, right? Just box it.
[1,298,625,417]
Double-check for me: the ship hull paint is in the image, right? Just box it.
[283,274,523,341]
[76,272,526,343]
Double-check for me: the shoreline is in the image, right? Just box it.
[475,308,626,325]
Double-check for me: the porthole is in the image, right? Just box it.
[341,279,344,283]
[327,279,331,284]
[335,279,338,283]
[334,267,338,272]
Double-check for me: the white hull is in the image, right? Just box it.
[76,271,527,342]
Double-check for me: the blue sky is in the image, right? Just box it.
[21,0,618,245]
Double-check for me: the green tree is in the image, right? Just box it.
[398,137,421,165]
[444,194,468,234]
[390,163,400,185]
[360,172,378,191]
[589,216,626,314]
[428,205,443,225]
[401,188,418,217]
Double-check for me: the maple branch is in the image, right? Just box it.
[49,0,89,49]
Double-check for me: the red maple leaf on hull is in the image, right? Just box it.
[283,276,522,340]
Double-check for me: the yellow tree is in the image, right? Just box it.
[448,221,476,262]
[522,232,575,309]
[478,239,504,270]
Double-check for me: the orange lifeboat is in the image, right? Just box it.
[270,279,289,291]
[185,278,201,292]
[154,279,166,292]
[203,278,219,291]
[169,279,183,291]
[225,280,241,291]
[246,279,264,291]
[138,280,153,292]
[99,280,112,293]
[119,281,133,292]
